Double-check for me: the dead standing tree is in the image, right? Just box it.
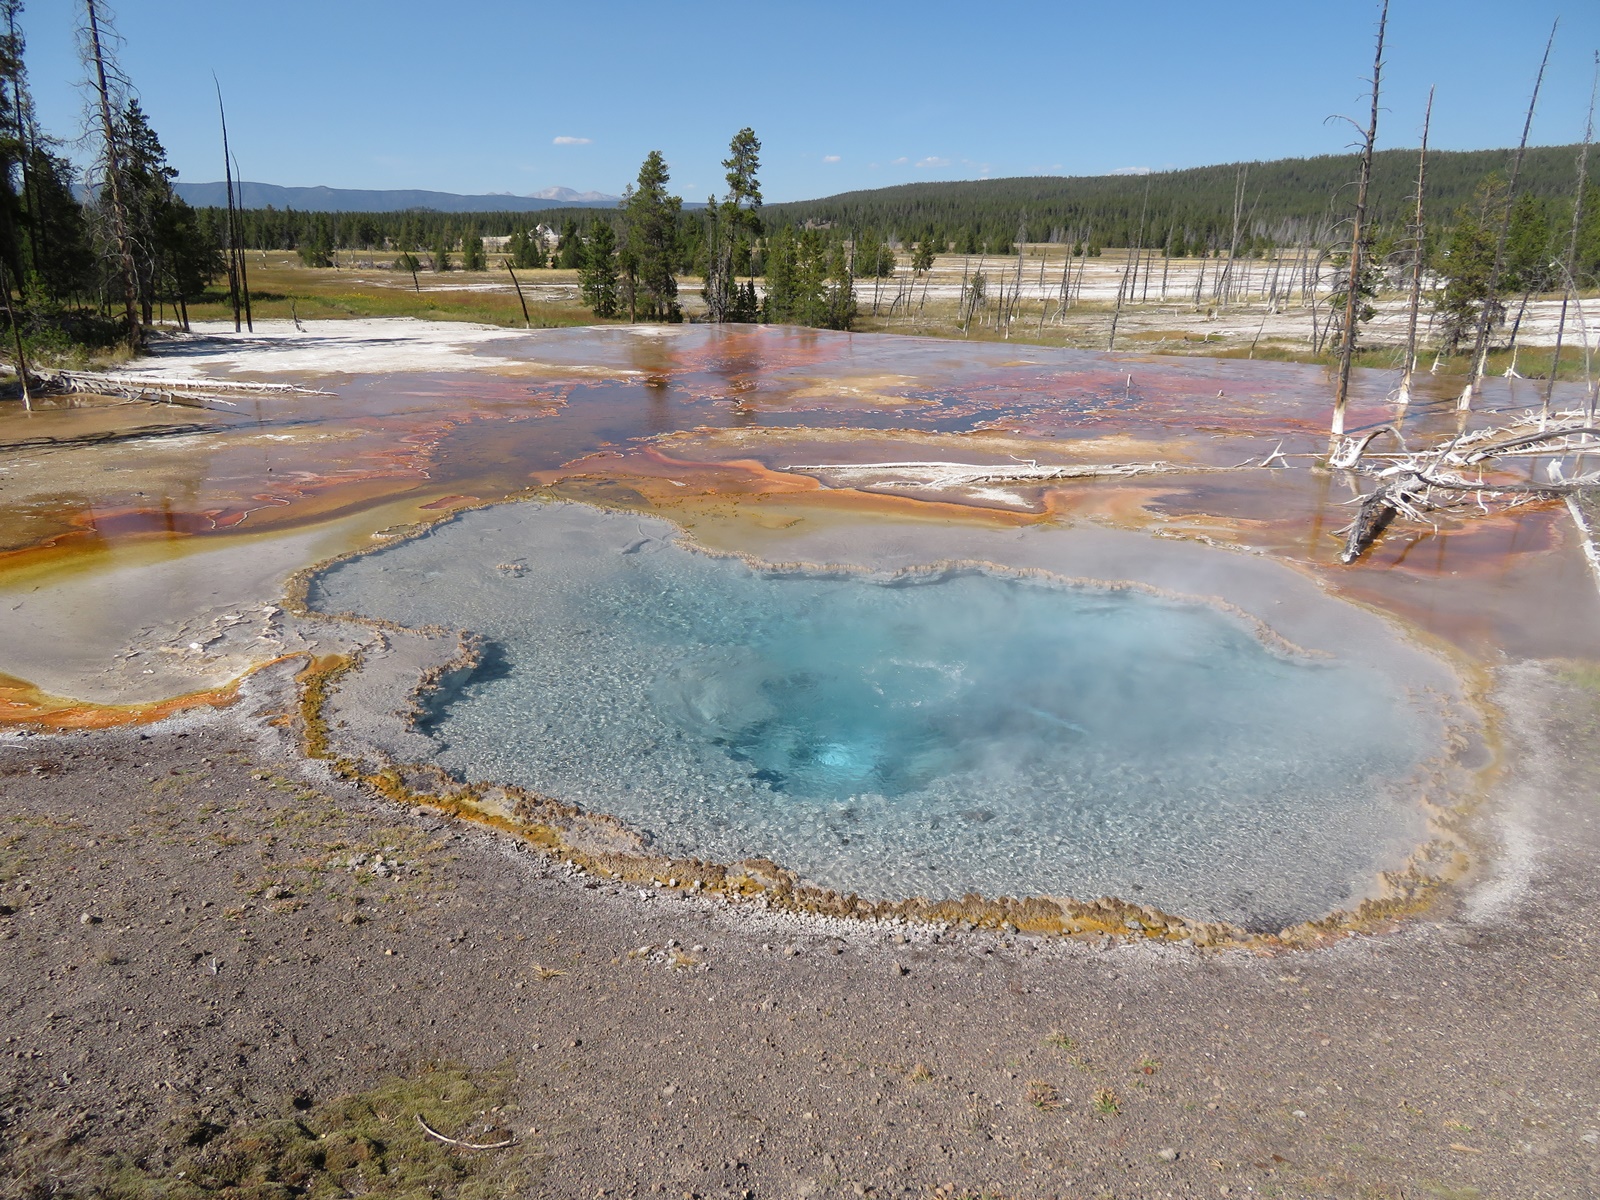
[214,78,247,332]
[1329,0,1387,447]
[1458,20,1557,413]
[82,0,138,350]
[1545,51,1599,421]
[1395,86,1434,409]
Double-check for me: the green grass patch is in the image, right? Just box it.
[11,1066,537,1198]
[1554,659,1600,693]
[173,261,603,330]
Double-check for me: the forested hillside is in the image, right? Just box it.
[763,145,1593,251]
[213,144,1595,262]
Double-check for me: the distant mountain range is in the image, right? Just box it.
[170,182,622,212]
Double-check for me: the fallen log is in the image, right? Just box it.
[31,367,332,399]
[1339,489,1399,563]
[0,422,214,452]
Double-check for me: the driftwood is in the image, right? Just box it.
[1334,410,1600,562]
[414,1114,515,1150]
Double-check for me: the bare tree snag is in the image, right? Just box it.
[84,0,139,350]
[507,264,532,328]
[1330,0,1387,446]
[0,257,31,409]
[1396,86,1433,409]
[1459,19,1556,412]
[1545,50,1598,421]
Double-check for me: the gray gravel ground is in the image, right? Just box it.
[1,660,1598,1199]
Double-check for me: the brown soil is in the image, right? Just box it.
[3,660,1599,1199]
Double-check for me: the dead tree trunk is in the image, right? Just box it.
[1330,0,1387,444]
[1546,50,1599,419]
[507,264,531,328]
[233,152,253,332]
[0,258,31,409]
[1397,86,1434,408]
[1218,168,1246,309]
[214,79,242,331]
[1460,19,1557,412]
[84,0,139,350]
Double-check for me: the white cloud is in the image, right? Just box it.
[552,136,592,146]
[822,154,841,163]
[1108,165,1151,176]
[892,156,909,165]
[915,156,951,169]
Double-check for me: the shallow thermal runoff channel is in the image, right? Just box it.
[306,499,1483,934]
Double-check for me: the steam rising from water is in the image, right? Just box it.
[316,504,1434,927]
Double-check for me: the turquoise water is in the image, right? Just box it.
[315,504,1434,927]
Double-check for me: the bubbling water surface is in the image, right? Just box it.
[315,503,1436,927]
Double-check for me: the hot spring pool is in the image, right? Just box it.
[314,503,1441,928]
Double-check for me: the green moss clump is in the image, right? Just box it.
[7,1067,535,1199]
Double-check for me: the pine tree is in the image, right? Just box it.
[19,145,94,305]
[462,229,486,271]
[508,227,546,269]
[824,239,857,330]
[431,231,451,271]
[704,127,762,322]
[1433,176,1507,355]
[119,100,219,320]
[556,218,583,269]
[623,150,682,321]
[578,220,619,318]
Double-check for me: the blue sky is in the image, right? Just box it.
[21,0,1600,203]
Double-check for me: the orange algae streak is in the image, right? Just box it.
[539,447,1045,530]
[0,672,244,730]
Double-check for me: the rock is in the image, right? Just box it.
[1292,1109,1307,1118]
[79,913,100,926]
[263,885,292,901]
[1158,1147,1179,1161]
[892,963,909,976]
